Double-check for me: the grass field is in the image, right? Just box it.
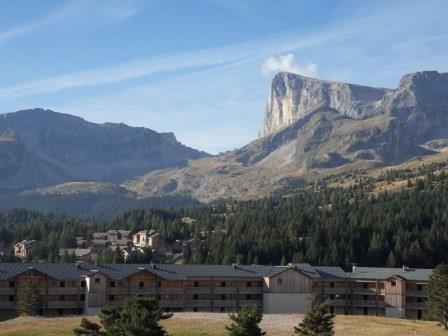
[0,313,446,336]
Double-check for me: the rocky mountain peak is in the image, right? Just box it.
[260,72,390,137]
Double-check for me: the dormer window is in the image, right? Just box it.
[391,280,396,287]
[277,278,283,285]
[59,281,65,288]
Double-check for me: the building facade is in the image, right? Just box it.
[0,263,432,319]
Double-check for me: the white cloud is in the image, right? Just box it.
[0,0,142,45]
[0,33,330,97]
[261,54,319,78]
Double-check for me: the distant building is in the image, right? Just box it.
[132,230,160,248]
[59,248,93,262]
[13,240,36,259]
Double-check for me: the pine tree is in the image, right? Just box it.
[74,297,171,336]
[427,263,448,329]
[294,296,335,336]
[226,306,265,336]
[17,282,42,316]
[73,318,105,336]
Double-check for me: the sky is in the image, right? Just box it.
[0,0,447,154]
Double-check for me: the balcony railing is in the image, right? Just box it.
[238,287,263,294]
[107,287,130,294]
[406,302,427,309]
[129,287,157,294]
[46,301,80,308]
[47,287,81,294]
[352,288,385,295]
[352,300,385,307]
[185,300,212,307]
[159,300,184,308]
[0,302,16,309]
[0,288,15,294]
[159,287,185,294]
[406,290,427,297]
[213,287,238,294]
[239,300,262,307]
[185,287,213,294]
[213,300,237,307]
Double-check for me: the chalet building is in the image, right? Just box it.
[132,230,160,248]
[13,240,36,259]
[0,263,432,320]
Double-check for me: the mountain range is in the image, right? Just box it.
[1,70,447,214]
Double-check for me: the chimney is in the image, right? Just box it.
[402,265,409,272]
[352,265,357,273]
[232,263,238,269]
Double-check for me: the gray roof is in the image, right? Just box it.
[0,263,433,282]
[350,267,432,282]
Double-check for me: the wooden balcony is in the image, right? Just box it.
[406,290,427,297]
[185,287,213,294]
[159,300,184,308]
[0,302,16,309]
[313,287,347,294]
[352,300,385,307]
[159,287,185,294]
[0,288,15,294]
[352,288,385,295]
[213,287,238,294]
[185,300,212,307]
[238,287,263,294]
[107,287,130,294]
[406,302,427,309]
[212,300,237,307]
[129,287,157,294]
[47,287,81,294]
[46,301,80,308]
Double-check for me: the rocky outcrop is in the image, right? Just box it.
[0,109,208,190]
[260,72,391,137]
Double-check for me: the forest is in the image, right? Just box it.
[1,167,448,269]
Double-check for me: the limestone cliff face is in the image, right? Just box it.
[260,72,391,137]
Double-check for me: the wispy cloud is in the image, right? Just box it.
[261,54,319,78]
[0,0,142,45]
[0,32,333,97]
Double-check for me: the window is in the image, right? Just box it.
[9,281,15,288]
[391,281,396,287]
[194,281,199,287]
[59,295,65,301]
[330,294,334,299]
[221,294,226,300]
[109,295,115,301]
[220,307,225,312]
[139,281,144,288]
[157,282,162,287]
[59,308,63,316]
[330,282,335,288]
[246,294,251,300]
[363,307,368,315]
[59,281,65,288]
[9,295,15,302]
[157,295,161,300]
[277,278,283,285]
[417,297,422,303]
[193,307,198,312]
[363,295,368,301]
[95,278,100,284]
[418,310,422,320]
[246,282,252,288]
[417,285,422,291]
[80,280,86,288]
[363,283,368,288]
[194,294,199,300]
[221,282,226,287]
[330,306,334,314]
[110,281,115,288]
[80,294,85,301]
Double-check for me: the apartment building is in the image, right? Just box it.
[0,263,432,320]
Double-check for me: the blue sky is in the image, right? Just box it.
[0,0,447,153]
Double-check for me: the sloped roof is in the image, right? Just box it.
[350,267,432,281]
